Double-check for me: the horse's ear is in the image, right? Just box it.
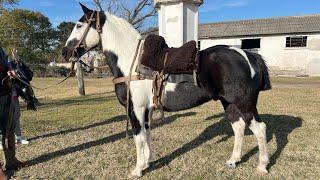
[79,2,93,16]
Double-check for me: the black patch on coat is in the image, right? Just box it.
[79,11,106,32]
[198,45,271,121]
[128,97,141,135]
[145,109,149,130]
[104,51,127,106]
[103,50,142,135]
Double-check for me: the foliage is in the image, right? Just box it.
[0,9,58,65]
[0,0,19,9]
[55,21,75,62]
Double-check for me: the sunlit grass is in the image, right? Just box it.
[9,77,320,179]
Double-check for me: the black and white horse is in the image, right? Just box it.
[11,60,37,111]
[62,4,271,177]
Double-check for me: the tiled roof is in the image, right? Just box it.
[200,14,320,39]
[143,14,320,39]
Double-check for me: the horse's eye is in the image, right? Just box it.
[76,24,82,28]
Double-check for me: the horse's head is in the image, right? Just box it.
[62,3,105,61]
[11,61,38,111]
[15,82,38,111]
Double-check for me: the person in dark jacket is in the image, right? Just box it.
[0,47,25,178]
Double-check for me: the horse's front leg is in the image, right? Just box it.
[144,109,152,169]
[128,104,150,178]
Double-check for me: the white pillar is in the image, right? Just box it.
[155,0,203,47]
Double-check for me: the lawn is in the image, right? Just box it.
[7,77,320,179]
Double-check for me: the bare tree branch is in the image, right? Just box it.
[91,0,156,32]
[93,0,103,11]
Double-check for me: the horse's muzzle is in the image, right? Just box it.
[62,47,74,62]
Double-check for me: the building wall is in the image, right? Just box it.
[200,34,320,76]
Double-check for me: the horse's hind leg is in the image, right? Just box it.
[225,104,246,168]
[249,111,269,173]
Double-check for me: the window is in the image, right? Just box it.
[241,39,261,49]
[286,36,307,47]
[197,40,201,50]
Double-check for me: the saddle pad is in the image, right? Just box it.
[166,74,195,84]
[140,35,198,74]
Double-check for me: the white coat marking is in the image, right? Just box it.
[229,47,256,78]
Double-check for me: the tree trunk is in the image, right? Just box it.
[76,61,86,96]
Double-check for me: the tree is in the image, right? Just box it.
[57,22,75,42]
[0,8,59,70]
[92,0,156,32]
[0,0,19,9]
[55,21,76,62]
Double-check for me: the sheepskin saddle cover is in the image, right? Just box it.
[140,34,197,74]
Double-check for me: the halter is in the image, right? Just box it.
[72,11,102,59]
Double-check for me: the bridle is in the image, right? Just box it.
[71,10,102,61]
[66,11,164,136]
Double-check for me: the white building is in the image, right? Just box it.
[199,14,320,76]
[147,14,320,76]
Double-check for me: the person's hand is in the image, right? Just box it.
[7,70,17,78]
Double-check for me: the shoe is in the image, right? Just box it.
[15,136,29,145]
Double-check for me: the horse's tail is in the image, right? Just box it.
[252,53,272,91]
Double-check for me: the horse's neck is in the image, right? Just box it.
[101,15,141,76]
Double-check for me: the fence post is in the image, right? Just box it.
[76,61,86,96]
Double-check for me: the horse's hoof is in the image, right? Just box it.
[225,162,237,169]
[257,166,269,174]
[128,169,142,179]
[143,163,150,170]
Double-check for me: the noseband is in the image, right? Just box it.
[71,11,102,60]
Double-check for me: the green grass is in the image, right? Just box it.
[7,77,320,179]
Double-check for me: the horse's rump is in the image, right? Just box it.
[248,52,271,91]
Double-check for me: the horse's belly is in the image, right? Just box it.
[162,82,212,112]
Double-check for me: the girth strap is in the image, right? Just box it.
[112,74,151,84]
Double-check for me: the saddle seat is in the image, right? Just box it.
[138,34,198,75]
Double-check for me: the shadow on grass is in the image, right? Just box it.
[28,115,127,141]
[37,93,117,109]
[241,114,303,171]
[26,112,196,167]
[146,114,302,174]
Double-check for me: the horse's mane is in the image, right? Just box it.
[102,12,142,73]
[104,12,141,39]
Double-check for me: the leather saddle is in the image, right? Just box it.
[138,34,198,75]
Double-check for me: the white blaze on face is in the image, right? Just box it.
[65,21,86,46]
[65,21,100,50]
[229,47,256,78]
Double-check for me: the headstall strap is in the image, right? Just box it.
[96,12,102,33]
[73,11,97,53]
